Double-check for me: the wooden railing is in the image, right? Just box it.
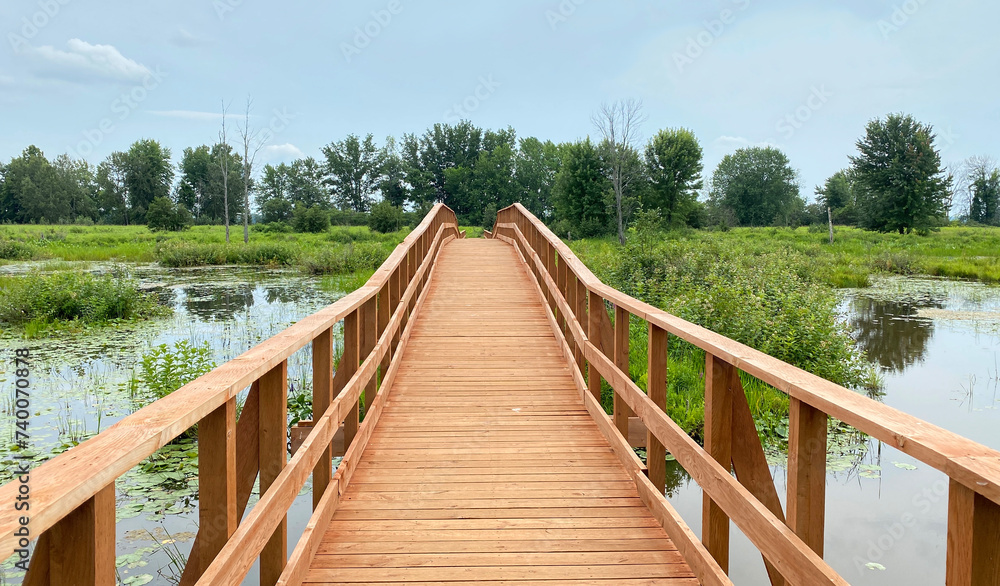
[0,204,461,586]
[490,203,1000,586]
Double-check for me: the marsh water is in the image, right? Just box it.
[1,266,999,585]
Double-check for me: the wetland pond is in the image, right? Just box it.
[0,263,351,585]
[1,265,999,585]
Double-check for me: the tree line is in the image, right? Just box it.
[2,106,997,238]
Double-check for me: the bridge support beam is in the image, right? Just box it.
[947,480,1000,586]
[703,354,733,574]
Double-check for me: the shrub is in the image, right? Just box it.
[136,340,216,399]
[0,270,167,326]
[0,240,35,260]
[147,197,193,232]
[262,198,293,224]
[252,221,293,234]
[329,209,370,226]
[293,206,330,233]
[369,201,404,234]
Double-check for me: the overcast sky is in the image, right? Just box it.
[1,0,997,200]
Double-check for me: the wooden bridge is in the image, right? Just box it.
[2,203,999,585]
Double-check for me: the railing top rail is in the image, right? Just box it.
[0,203,459,559]
[493,203,1000,504]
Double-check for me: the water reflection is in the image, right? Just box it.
[180,283,257,320]
[850,297,939,372]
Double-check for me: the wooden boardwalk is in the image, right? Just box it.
[305,239,697,585]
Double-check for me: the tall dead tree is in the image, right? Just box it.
[238,96,265,244]
[593,99,646,245]
[219,100,231,243]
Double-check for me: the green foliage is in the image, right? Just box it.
[552,139,613,238]
[369,200,405,233]
[136,340,216,400]
[293,205,331,233]
[969,168,1000,226]
[0,269,167,328]
[709,146,802,227]
[146,197,193,232]
[643,128,704,227]
[850,113,951,234]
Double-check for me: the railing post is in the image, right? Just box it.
[389,265,401,357]
[377,283,390,387]
[259,360,287,586]
[647,324,667,493]
[587,291,603,402]
[613,306,633,438]
[361,297,378,415]
[312,327,334,508]
[556,254,567,335]
[947,480,1000,586]
[704,354,733,573]
[787,397,827,557]
[576,276,588,375]
[341,309,360,449]
[30,483,116,585]
[198,397,237,576]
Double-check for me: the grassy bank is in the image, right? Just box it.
[570,230,886,440]
[701,225,1000,287]
[0,224,411,273]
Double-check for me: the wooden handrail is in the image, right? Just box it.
[0,204,460,581]
[491,203,1000,585]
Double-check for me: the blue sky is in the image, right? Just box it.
[1,0,997,201]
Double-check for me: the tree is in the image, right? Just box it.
[208,142,245,225]
[443,128,517,224]
[237,97,265,242]
[323,134,383,213]
[124,139,173,224]
[708,146,801,227]
[0,146,93,224]
[850,113,951,234]
[96,152,131,224]
[219,101,232,241]
[378,137,410,207]
[176,146,215,221]
[961,156,1000,226]
[552,139,613,238]
[815,170,859,225]
[593,99,646,244]
[643,128,703,227]
[401,121,484,206]
[516,137,561,221]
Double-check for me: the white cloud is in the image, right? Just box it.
[148,110,224,121]
[262,143,305,161]
[26,39,152,84]
[170,28,213,48]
